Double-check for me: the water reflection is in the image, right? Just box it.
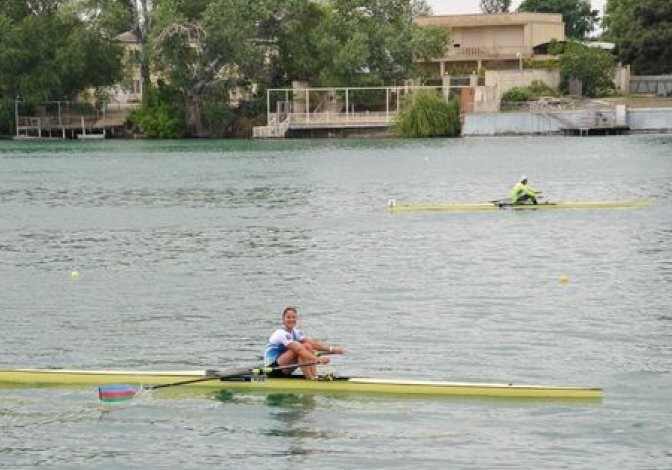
[263,393,330,457]
[264,393,317,436]
[213,390,327,456]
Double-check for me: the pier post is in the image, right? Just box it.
[14,95,20,137]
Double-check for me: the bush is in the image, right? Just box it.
[501,87,536,103]
[201,100,236,138]
[395,91,460,138]
[559,42,616,97]
[128,85,185,138]
[502,80,557,103]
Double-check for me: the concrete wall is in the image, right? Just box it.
[452,26,524,50]
[462,111,573,135]
[528,21,564,48]
[614,65,631,94]
[415,12,563,35]
[628,109,672,131]
[485,69,560,101]
[473,86,499,112]
[462,108,672,135]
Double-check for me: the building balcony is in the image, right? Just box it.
[432,45,531,61]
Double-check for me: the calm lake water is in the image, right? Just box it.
[1,135,671,469]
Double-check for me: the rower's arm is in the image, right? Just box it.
[303,337,345,355]
[522,185,542,198]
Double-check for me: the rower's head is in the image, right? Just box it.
[520,175,528,184]
[282,306,298,329]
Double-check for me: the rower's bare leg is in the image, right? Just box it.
[300,364,317,379]
[300,344,318,379]
[277,350,299,376]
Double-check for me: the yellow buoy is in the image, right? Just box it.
[69,269,81,281]
[558,274,570,284]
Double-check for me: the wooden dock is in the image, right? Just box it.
[14,101,130,139]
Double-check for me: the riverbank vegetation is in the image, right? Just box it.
[3,0,670,138]
[603,0,672,75]
[395,91,460,138]
[0,0,449,137]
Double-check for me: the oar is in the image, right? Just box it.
[97,361,321,402]
[98,367,257,403]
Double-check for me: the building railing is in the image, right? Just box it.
[630,75,672,96]
[445,45,530,59]
[286,111,394,127]
[253,85,465,137]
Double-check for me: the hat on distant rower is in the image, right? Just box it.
[520,175,528,183]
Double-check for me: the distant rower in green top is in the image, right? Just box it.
[509,176,542,205]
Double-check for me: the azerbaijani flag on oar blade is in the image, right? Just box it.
[96,366,275,403]
[98,384,140,402]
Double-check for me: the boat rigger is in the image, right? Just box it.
[386,199,651,213]
[0,368,603,400]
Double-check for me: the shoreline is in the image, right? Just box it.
[7,106,672,140]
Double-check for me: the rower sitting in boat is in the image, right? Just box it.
[509,175,542,205]
[263,306,345,380]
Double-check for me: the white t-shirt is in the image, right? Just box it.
[263,327,304,365]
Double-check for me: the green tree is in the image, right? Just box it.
[395,91,460,137]
[62,0,135,38]
[265,0,330,85]
[480,0,512,14]
[559,42,616,96]
[317,0,449,86]
[147,0,268,136]
[605,0,672,74]
[0,0,30,21]
[602,0,635,41]
[412,0,433,16]
[0,3,122,133]
[76,0,154,87]
[92,0,447,137]
[517,0,599,39]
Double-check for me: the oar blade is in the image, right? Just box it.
[98,384,140,402]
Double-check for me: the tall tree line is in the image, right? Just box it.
[516,0,599,39]
[0,0,124,133]
[480,0,511,14]
[0,0,449,136]
[604,0,672,74]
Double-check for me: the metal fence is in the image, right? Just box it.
[630,75,672,96]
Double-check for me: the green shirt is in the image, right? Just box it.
[509,182,537,202]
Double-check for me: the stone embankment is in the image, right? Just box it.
[463,97,672,136]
